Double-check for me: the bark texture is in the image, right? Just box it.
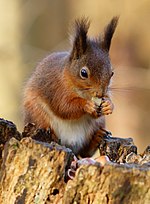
[64,163,150,204]
[0,137,73,204]
[0,118,150,204]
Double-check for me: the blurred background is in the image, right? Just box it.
[0,0,150,152]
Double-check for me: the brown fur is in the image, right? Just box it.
[23,17,118,156]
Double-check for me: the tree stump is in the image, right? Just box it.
[0,118,150,204]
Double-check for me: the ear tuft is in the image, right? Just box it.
[101,16,119,52]
[70,17,90,60]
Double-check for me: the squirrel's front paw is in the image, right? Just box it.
[84,100,101,118]
[101,98,114,115]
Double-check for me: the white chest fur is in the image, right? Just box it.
[40,100,102,153]
[51,114,102,153]
[52,114,97,143]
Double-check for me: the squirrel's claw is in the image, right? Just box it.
[84,100,102,118]
[84,97,114,118]
[101,98,114,115]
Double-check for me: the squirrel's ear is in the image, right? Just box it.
[70,18,90,60]
[101,16,119,52]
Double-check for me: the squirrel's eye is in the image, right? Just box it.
[80,67,89,79]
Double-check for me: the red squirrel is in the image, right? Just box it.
[23,17,118,157]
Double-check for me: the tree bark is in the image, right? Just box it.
[0,137,73,204]
[0,118,150,204]
[64,163,150,204]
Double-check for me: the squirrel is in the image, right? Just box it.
[23,16,118,157]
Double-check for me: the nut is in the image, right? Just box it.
[91,97,102,106]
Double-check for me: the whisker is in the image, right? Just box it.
[109,87,132,92]
[109,86,150,93]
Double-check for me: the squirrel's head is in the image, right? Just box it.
[66,16,118,99]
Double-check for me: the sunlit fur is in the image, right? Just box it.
[23,17,118,156]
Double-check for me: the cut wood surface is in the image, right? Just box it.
[0,118,150,204]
